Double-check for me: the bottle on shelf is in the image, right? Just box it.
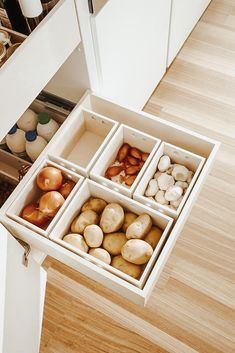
[6,124,27,159]
[17,108,38,132]
[41,0,57,16]
[37,112,59,142]
[3,0,30,35]
[25,130,47,161]
[18,0,43,32]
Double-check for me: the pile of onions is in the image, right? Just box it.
[21,166,75,229]
[37,167,63,191]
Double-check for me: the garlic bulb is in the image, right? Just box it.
[172,165,189,182]
[165,186,183,202]
[145,179,159,197]
[157,173,175,191]
[154,190,168,205]
[157,155,171,172]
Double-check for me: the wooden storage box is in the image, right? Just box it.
[50,179,173,288]
[90,124,161,197]
[134,142,205,218]
[0,149,31,182]
[48,109,119,176]
[6,159,84,237]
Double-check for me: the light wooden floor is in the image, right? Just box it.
[40,1,235,352]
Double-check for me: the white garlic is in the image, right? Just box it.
[170,195,183,208]
[187,171,194,184]
[154,190,169,205]
[175,181,188,189]
[157,173,175,191]
[145,179,159,197]
[165,186,183,202]
[153,171,162,179]
[157,155,171,172]
[172,165,189,181]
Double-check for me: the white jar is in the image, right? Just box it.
[37,112,59,142]
[17,108,38,132]
[6,125,27,159]
[25,130,47,161]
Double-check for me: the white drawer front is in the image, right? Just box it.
[0,0,81,141]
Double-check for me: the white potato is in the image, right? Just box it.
[144,226,162,249]
[157,173,175,191]
[81,198,107,214]
[71,210,98,234]
[100,203,124,233]
[126,214,152,239]
[121,239,153,265]
[63,233,88,253]
[157,155,171,172]
[84,224,103,248]
[89,248,111,264]
[122,212,137,232]
[112,255,142,279]
[172,165,189,181]
[103,232,127,255]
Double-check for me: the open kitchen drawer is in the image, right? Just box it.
[0,0,81,140]
[0,91,220,306]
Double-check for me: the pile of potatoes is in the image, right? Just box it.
[145,154,194,210]
[63,198,163,279]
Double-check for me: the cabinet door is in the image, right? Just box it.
[167,0,211,66]
[0,223,47,353]
[90,0,171,110]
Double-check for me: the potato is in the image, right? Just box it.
[89,248,111,265]
[122,212,137,232]
[112,255,142,279]
[126,214,152,239]
[63,233,88,253]
[144,226,162,249]
[81,198,107,214]
[121,239,153,265]
[100,203,124,233]
[84,225,103,248]
[71,210,98,234]
[103,232,127,255]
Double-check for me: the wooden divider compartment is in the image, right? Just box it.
[134,142,205,218]
[6,159,84,237]
[90,124,161,197]
[48,109,119,176]
[50,179,173,288]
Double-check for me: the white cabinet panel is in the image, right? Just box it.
[0,0,81,141]
[167,0,211,66]
[90,0,171,110]
[0,223,46,353]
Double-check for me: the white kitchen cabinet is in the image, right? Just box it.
[0,224,46,353]
[167,0,211,66]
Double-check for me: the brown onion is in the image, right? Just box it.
[59,180,76,199]
[39,191,65,217]
[36,167,63,191]
[21,203,49,227]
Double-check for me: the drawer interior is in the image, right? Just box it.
[0,92,220,305]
